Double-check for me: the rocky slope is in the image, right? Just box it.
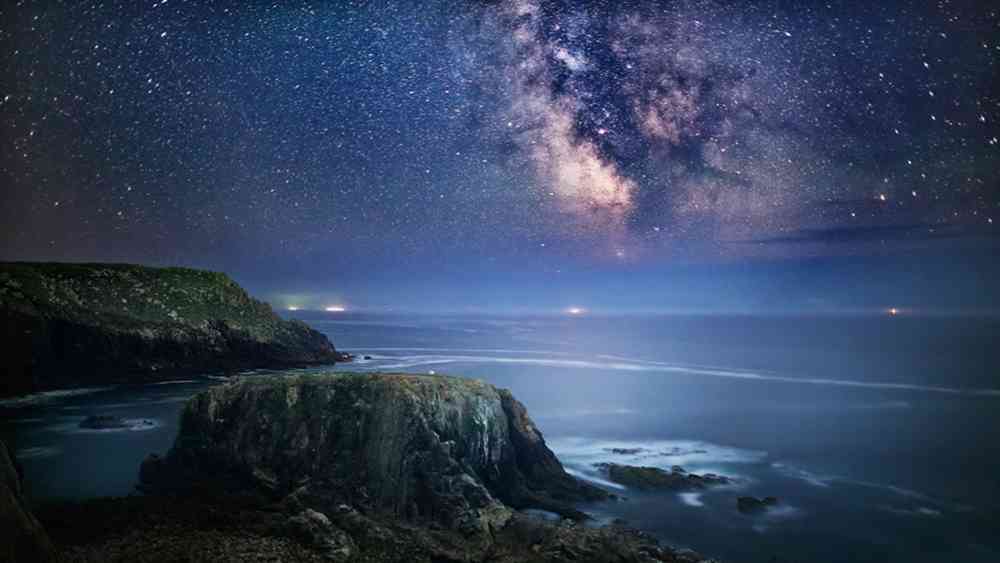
[0,262,341,397]
[1,439,54,562]
[131,373,716,562]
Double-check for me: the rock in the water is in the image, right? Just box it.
[737,496,779,513]
[79,415,129,429]
[1,439,54,562]
[79,415,156,431]
[596,463,730,491]
[0,262,341,398]
[607,447,646,455]
[141,373,609,534]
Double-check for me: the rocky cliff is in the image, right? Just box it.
[0,262,340,397]
[132,373,715,562]
[1,439,54,562]
[141,373,607,529]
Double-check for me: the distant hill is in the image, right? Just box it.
[0,262,341,397]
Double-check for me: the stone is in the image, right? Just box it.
[595,463,730,491]
[737,496,779,514]
[1,439,54,562]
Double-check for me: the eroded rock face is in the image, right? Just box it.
[1,439,54,563]
[0,262,340,397]
[141,373,608,535]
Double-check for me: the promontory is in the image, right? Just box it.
[0,262,341,397]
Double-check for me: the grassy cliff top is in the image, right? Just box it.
[0,262,285,334]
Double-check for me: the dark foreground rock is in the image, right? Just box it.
[737,496,779,514]
[596,463,730,491]
[0,262,341,397]
[37,495,717,563]
[126,373,719,562]
[1,439,54,562]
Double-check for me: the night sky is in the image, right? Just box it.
[2,0,998,313]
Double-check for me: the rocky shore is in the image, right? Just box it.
[24,373,720,562]
[0,262,343,398]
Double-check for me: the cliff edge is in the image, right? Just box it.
[0,262,340,397]
[131,373,715,562]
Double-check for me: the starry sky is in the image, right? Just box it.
[2,0,998,313]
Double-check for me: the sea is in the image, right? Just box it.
[2,313,999,562]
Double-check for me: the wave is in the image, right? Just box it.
[15,446,61,460]
[0,387,115,408]
[550,438,765,493]
[678,493,704,507]
[362,351,1000,397]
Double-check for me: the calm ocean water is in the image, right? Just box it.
[3,313,999,562]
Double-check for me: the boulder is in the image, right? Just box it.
[736,496,779,514]
[1,439,54,562]
[595,463,730,491]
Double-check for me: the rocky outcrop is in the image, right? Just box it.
[141,373,607,529]
[0,262,341,397]
[737,496,779,514]
[1,439,54,562]
[596,463,730,491]
[133,373,719,561]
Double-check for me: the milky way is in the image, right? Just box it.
[1,0,998,281]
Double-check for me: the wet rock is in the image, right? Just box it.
[737,496,779,514]
[1,439,54,562]
[79,415,156,430]
[595,463,730,491]
[607,447,646,455]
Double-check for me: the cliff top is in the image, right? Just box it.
[0,261,286,336]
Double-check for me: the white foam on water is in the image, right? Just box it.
[48,418,164,434]
[771,462,835,488]
[678,493,704,507]
[0,386,116,408]
[564,467,626,491]
[15,446,61,459]
[880,505,943,518]
[362,351,1000,397]
[551,437,765,493]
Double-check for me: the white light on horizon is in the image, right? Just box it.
[567,307,586,315]
[287,306,300,311]
[324,305,346,313]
